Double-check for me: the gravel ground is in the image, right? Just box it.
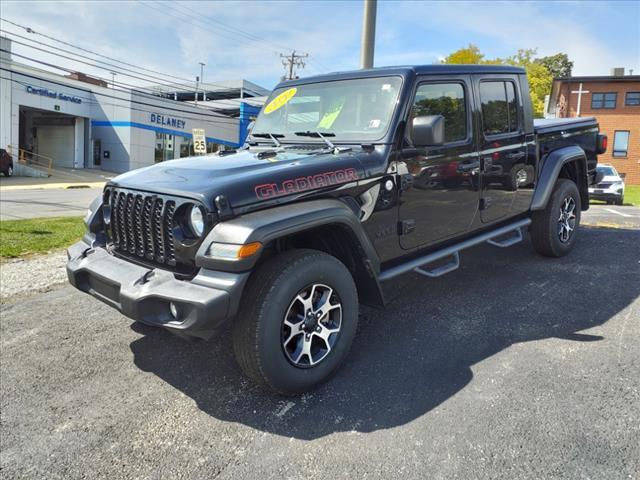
[0,251,68,300]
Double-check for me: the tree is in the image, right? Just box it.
[535,53,573,78]
[441,44,485,64]
[441,45,558,118]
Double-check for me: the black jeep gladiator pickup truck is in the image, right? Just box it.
[68,65,607,394]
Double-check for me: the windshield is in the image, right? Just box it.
[597,166,617,176]
[251,76,403,143]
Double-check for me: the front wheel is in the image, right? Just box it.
[233,249,358,395]
[4,165,13,177]
[530,178,581,257]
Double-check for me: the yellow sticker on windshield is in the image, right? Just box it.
[317,96,345,129]
[264,88,297,114]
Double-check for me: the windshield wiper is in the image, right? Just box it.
[294,131,336,150]
[251,132,284,148]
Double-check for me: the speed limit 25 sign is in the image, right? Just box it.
[192,128,206,154]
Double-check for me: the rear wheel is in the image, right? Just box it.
[233,249,358,395]
[4,165,12,177]
[530,178,581,257]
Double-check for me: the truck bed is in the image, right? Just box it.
[534,117,597,135]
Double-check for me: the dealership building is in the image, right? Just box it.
[0,37,266,174]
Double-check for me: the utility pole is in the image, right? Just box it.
[199,62,206,102]
[280,50,308,81]
[360,0,377,69]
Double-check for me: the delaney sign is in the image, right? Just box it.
[150,113,186,129]
[192,128,206,154]
[25,86,82,104]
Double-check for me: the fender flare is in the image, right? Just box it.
[196,199,385,306]
[530,145,588,211]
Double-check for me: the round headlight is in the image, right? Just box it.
[188,205,205,237]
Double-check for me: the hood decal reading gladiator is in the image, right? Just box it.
[255,168,359,200]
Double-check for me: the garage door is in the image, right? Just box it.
[37,125,75,168]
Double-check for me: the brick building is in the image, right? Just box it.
[548,72,640,184]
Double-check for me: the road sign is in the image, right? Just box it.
[192,128,206,155]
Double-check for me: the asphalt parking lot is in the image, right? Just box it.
[0,187,102,220]
[1,211,639,479]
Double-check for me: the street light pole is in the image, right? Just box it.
[360,0,377,69]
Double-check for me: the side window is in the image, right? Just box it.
[411,83,467,143]
[479,80,520,136]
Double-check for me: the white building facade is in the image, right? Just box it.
[0,37,248,174]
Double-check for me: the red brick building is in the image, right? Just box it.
[549,73,640,184]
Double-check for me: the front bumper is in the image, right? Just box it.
[588,188,624,202]
[66,241,249,339]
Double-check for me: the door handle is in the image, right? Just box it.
[482,156,493,172]
[507,151,526,161]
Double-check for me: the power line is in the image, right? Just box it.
[0,18,264,97]
[157,0,295,53]
[0,28,248,100]
[136,1,280,55]
[0,17,195,84]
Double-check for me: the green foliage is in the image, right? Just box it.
[0,216,85,258]
[441,45,559,118]
[535,53,573,78]
[441,44,485,65]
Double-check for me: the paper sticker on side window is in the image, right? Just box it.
[264,88,298,114]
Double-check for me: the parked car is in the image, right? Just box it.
[0,148,13,177]
[588,164,625,205]
[68,65,608,394]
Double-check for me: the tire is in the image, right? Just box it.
[233,249,358,395]
[4,165,12,177]
[616,196,624,206]
[530,178,581,257]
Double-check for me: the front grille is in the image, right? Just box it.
[597,182,613,188]
[104,188,179,269]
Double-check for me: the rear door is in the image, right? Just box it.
[398,75,480,250]
[474,76,528,223]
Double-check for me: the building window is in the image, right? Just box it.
[155,132,174,162]
[479,81,519,136]
[591,92,617,109]
[612,131,630,157]
[411,82,467,143]
[625,92,640,106]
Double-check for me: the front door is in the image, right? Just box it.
[474,76,527,223]
[398,76,480,250]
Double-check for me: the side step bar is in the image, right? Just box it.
[379,218,531,281]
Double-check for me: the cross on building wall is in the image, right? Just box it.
[570,83,590,117]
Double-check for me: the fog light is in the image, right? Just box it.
[169,302,180,320]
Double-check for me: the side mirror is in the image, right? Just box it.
[620,172,626,180]
[594,170,605,184]
[411,115,445,147]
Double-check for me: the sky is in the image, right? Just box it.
[1,0,638,91]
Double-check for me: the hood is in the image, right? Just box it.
[108,147,375,209]
[600,175,622,183]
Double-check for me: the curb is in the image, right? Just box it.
[0,182,105,191]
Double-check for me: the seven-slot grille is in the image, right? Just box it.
[104,188,177,267]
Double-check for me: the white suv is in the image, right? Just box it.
[589,164,625,205]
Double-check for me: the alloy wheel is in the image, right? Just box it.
[558,196,576,243]
[281,283,342,368]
